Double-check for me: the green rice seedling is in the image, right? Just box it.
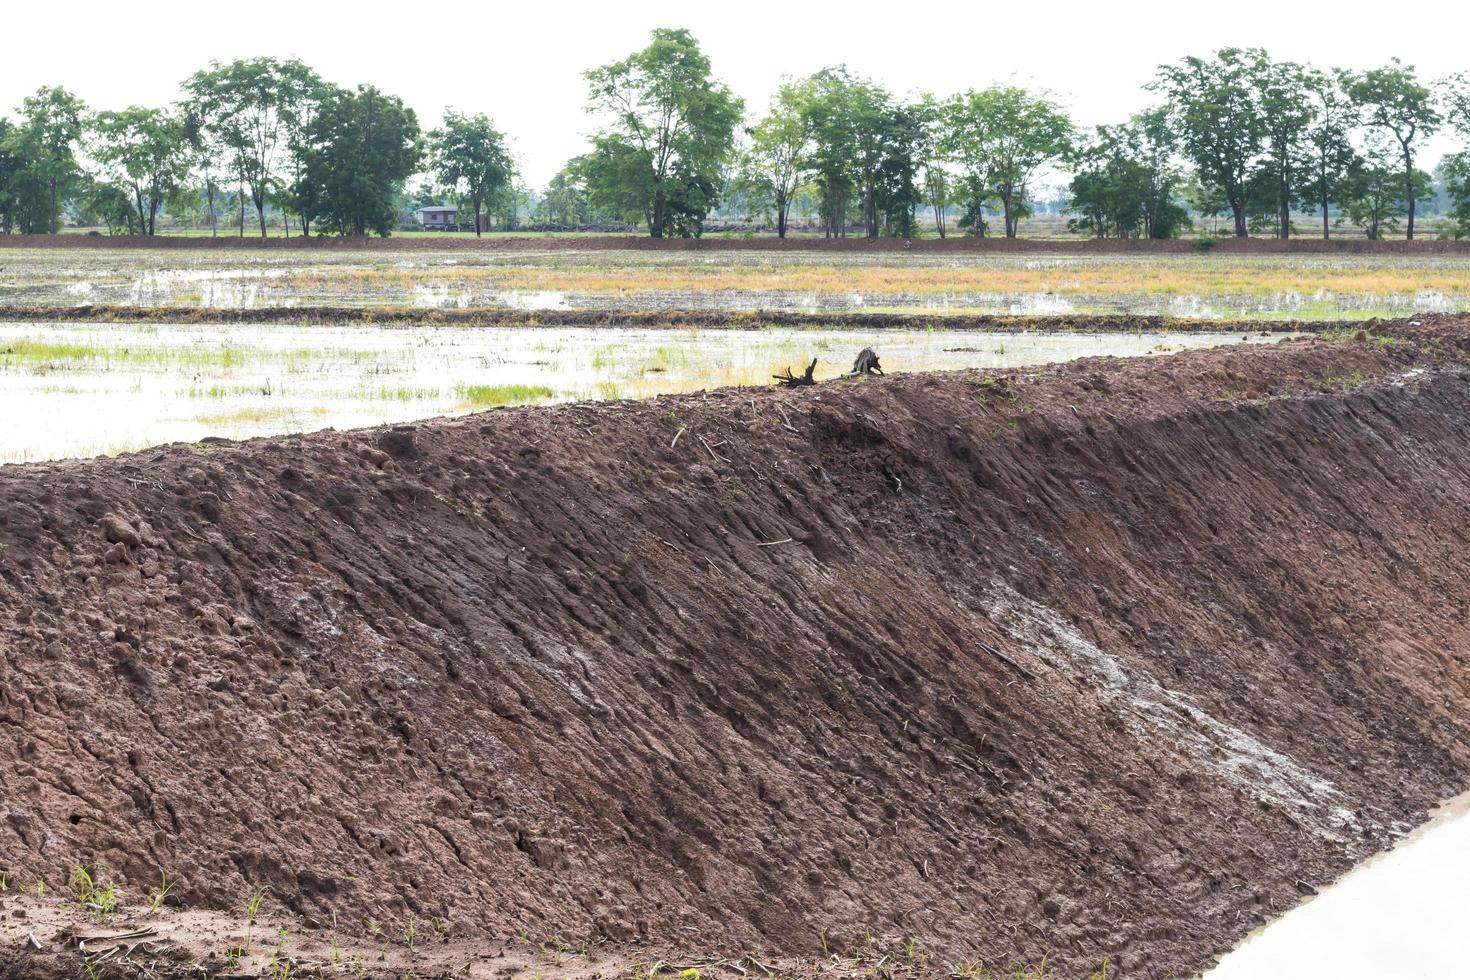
[69,866,120,917]
[244,886,268,949]
[147,871,174,911]
[452,383,555,407]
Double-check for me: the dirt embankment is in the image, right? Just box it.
[4,232,1470,254]
[0,304,1315,335]
[3,319,1470,977]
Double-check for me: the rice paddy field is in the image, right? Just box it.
[0,320,1294,463]
[4,246,1470,318]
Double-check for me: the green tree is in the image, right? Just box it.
[1439,152,1470,238]
[871,99,922,238]
[1346,60,1441,239]
[0,118,20,234]
[1299,69,1359,239]
[427,110,514,237]
[539,164,595,226]
[799,67,864,237]
[1068,113,1188,239]
[294,85,421,237]
[1252,57,1316,239]
[740,80,813,238]
[1154,48,1267,237]
[6,87,87,233]
[913,94,952,238]
[89,107,190,235]
[1438,73,1470,238]
[582,28,742,238]
[1338,145,1430,239]
[940,85,1073,238]
[183,57,323,237]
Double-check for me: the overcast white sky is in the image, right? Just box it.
[4,0,1466,186]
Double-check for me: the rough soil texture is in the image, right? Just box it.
[4,232,1470,254]
[3,318,1470,978]
[0,304,1314,334]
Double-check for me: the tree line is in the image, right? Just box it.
[3,33,1469,241]
[0,59,511,239]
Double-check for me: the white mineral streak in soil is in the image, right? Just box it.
[982,581,1359,838]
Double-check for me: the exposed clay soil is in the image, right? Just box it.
[4,232,1470,254]
[3,317,1470,978]
[0,304,1312,334]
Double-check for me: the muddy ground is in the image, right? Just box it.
[4,233,1470,255]
[2,317,1470,978]
[0,304,1312,333]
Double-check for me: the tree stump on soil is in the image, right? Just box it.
[845,348,883,377]
[774,358,818,387]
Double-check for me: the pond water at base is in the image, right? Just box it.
[0,323,1293,464]
[1204,789,1470,979]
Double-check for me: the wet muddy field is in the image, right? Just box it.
[3,247,1469,319]
[0,321,1293,463]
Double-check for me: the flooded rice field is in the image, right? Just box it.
[3,247,1468,319]
[1206,789,1470,979]
[0,321,1294,463]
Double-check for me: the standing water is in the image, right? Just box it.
[0,323,1293,464]
[1204,789,1470,978]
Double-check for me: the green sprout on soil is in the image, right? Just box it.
[225,944,245,970]
[69,865,120,918]
[147,871,175,911]
[0,871,8,891]
[243,886,268,949]
[401,916,417,951]
[453,382,556,407]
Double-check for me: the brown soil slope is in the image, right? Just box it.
[4,321,1470,977]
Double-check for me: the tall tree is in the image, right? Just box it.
[89,107,190,235]
[8,87,86,234]
[741,80,813,239]
[913,94,951,238]
[178,110,223,237]
[1299,69,1359,239]
[940,86,1073,238]
[800,67,863,237]
[870,99,922,238]
[293,85,420,237]
[1252,57,1315,239]
[1440,73,1470,239]
[183,57,323,237]
[582,28,742,238]
[0,118,20,234]
[1346,60,1441,239]
[427,111,513,238]
[1339,145,1426,239]
[1154,48,1267,237]
[1068,113,1188,239]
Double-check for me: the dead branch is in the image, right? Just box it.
[976,638,1035,681]
[773,357,817,387]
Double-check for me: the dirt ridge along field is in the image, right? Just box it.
[0,304,1314,333]
[7,233,1470,254]
[3,317,1470,978]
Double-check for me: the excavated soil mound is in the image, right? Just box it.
[3,319,1470,977]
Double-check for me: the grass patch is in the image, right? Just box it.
[69,865,120,918]
[452,383,556,407]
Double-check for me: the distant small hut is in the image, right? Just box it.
[414,205,462,230]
